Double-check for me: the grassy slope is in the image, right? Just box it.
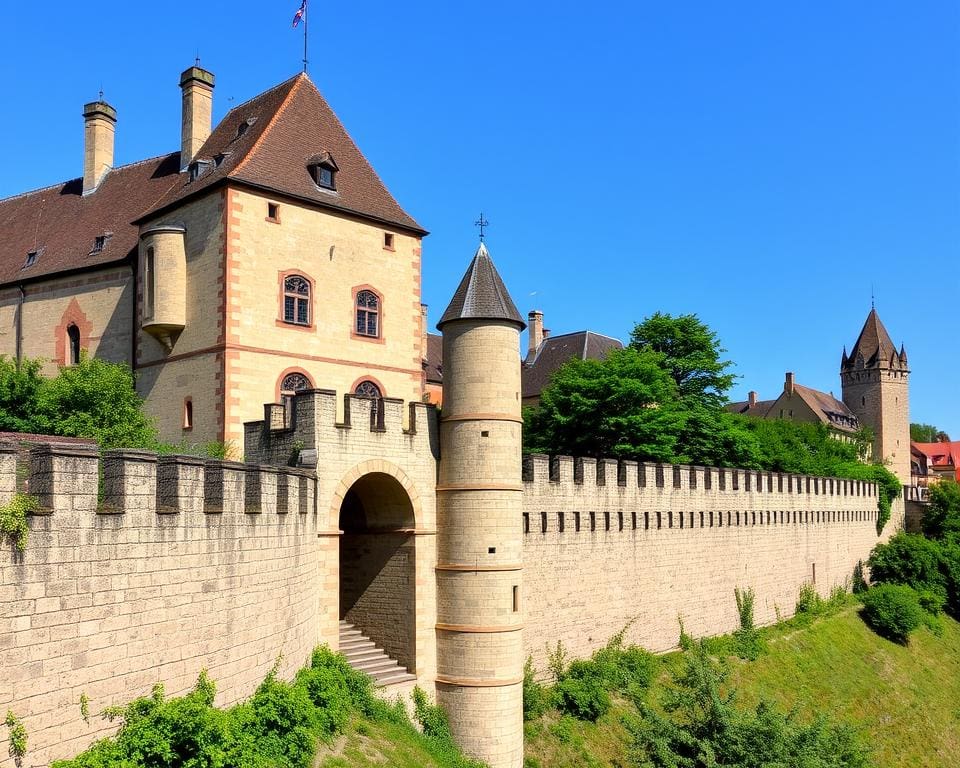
[317,610,960,768]
[727,608,960,768]
[524,608,960,768]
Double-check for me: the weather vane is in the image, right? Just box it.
[474,212,490,242]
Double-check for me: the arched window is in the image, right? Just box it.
[280,372,311,396]
[355,290,380,338]
[66,324,81,365]
[354,380,382,399]
[283,275,310,325]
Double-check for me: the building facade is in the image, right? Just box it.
[0,67,427,447]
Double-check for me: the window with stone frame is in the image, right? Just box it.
[283,275,311,326]
[66,324,81,365]
[355,290,380,337]
[280,372,311,396]
[354,380,382,399]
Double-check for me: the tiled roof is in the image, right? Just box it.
[842,308,907,371]
[522,331,623,399]
[141,73,424,234]
[913,441,960,470]
[791,383,860,432]
[0,153,181,286]
[437,242,524,329]
[725,399,776,418]
[424,332,443,384]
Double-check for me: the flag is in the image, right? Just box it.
[292,0,306,28]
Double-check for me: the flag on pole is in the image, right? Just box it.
[292,0,307,28]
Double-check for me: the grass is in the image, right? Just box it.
[521,604,960,767]
[728,607,960,768]
[314,714,463,768]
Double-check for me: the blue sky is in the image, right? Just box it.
[1,2,958,435]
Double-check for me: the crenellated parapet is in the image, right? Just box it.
[244,388,439,469]
[0,441,323,767]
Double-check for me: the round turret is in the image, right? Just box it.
[435,242,526,768]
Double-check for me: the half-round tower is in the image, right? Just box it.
[840,307,910,484]
[435,242,525,768]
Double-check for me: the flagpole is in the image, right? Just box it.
[302,2,308,73]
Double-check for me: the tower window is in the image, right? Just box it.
[282,275,311,325]
[383,232,395,250]
[861,396,865,406]
[66,324,81,365]
[144,247,155,320]
[183,398,193,430]
[266,202,280,222]
[355,289,380,338]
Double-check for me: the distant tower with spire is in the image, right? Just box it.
[840,307,910,484]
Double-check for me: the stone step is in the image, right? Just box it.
[338,620,415,688]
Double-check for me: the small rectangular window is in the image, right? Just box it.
[183,399,193,430]
[267,202,280,222]
[512,585,520,613]
[383,232,395,250]
[144,247,155,320]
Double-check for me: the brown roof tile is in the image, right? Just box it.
[141,73,424,234]
[437,243,524,329]
[424,332,443,384]
[0,153,181,286]
[522,331,623,399]
[842,308,906,371]
[725,399,776,418]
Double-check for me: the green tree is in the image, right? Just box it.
[30,355,159,450]
[524,347,684,462]
[0,357,44,433]
[629,312,735,408]
[910,423,949,443]
[922,480,960,541]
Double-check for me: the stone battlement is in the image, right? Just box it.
[244,388,438,467]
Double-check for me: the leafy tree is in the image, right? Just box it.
[524,347,684,462]
[0,357,44,433]
[910,423,949,443]
[922,480,960,541]
[629,312,735,408]
[31,355,159,450]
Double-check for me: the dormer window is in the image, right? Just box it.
[90,232,112,255]
[235,117,257,141]
[188,159,212,182]
[24,250,39,268]
[307,151,339,191]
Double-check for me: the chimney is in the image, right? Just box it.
[784,372,795,396]
[527,310,544,359]
[179,65,215,171]
[748,391,758,406]
[82,99,117,195]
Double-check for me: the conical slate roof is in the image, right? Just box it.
[843,308,906,370]
[437,242,525,330]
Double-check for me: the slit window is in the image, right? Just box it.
[144,247,155,320]
[183,398,193,430]
[67,324,81,365]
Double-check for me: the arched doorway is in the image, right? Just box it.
[339,472,416,673]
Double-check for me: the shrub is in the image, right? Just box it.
[796,582,824,615]
[628,641,871,768]
[868,533,948,601]
[733,586,764,660]
[522,657,549,721]
[555,674,610,722]
[0,493,39,552]
[860,584,924,643]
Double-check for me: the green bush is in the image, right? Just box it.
[732,586,765,660]
[860,584,924,643]
[555,674,610,722]
[796,582,825,615]
[628,641,871,768]
[922,479,960,540]
[522,657,549,721]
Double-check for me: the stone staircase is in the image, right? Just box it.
[338,620,416,687]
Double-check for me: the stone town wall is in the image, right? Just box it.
[0,443,322,768]
[521,455,905,672]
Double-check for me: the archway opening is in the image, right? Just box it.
[339,472,416,672]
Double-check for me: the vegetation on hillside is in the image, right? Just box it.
[524,313,901,530]
[51,648,481,768]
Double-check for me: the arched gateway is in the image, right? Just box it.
[338,471,417,673]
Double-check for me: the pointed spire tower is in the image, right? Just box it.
[840,307,910,484]
[435,242,525,768]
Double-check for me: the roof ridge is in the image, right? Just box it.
[217,72,304,125]
[0,152,178,206]
[231,75,306,178]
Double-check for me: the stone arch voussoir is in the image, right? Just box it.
[328,459,422,531]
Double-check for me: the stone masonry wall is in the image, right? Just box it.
[521,455,905,672]
[0,443,322,768]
